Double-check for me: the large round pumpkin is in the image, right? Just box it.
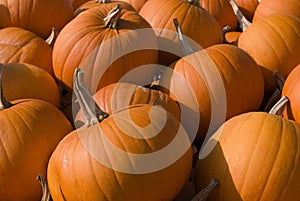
[0,0,74,39]
[282,64,300,124]
[253,0,300,22]
[1,63,60,108]
[195,111,300,200]
[47,69,192,201]
[165,44,264,140]
[238,14,300,97]
[0,27,53,75]
[53,4,158,92]
[0,67,73,200]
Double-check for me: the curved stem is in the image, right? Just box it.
[45,27,58,47]
[104,4,123,29]
[229,0,251,31]
[173,18,195,56]
[37,174,52,201]
[0,64,12,110]
[191,178,219,201]
[73,68,109,127]
[96,0,111,3]
[269,96,289,116]
[186,0,200,7]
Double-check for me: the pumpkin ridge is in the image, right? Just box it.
[73,137,85,201]
[257,115,284,200]
[239,113,268,197]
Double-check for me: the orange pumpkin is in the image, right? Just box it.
[0,65,73,200]
[195,111,300,200]
[199,0,238,30]
[0,0,74,39]
[253,0,300,22]
[238,14,300,97]
[282,64,300,124]
[0,27,53,75]
[1,63,60,108]
[74,82,181,126]
[47,69,192,201]
[53,4,158,92]
[166,44,264,140]
[139,0,223,65]
[234,0,259,21]
[119,0,149,12]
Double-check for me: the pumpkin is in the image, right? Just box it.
[139,0,223,65]
[74,0,136,16]
[0,0,74,39]
[238,14,300,97]
[165,44,264,140]
[74,82,181,126]
[194,111,300,200]
[1,63,60,108]
[234,0,259,21]
[0,27,54,75]
[53,4,158,92]
[222,26,241,45]
[253,0,300,22]
[282,64,300,124]
[199,0,238,30]
[47,68,193,201]
[0,65,73,200]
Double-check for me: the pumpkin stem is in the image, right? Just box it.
[186,0,200,7]
[229,0,251,31]
[273,71,285,91]
[191,178,219,201]
[96,0,111,3]
[222,25,232,43]
[0,64,13,110]
[37,174,53,201]
[173,18,195,56]
[104,4,123,29]
[269,96,289,116]
[73,68,109,127]
[45,27,58,47]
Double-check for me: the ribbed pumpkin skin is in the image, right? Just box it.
[282,64,300,124]
[53,5,157,91]
[139,0,223,49]
[74,82,181,126]
[195,112,300,201]
[48,105,192,201]
[0,99,73,201]
[234,0,259,21]
[238,14,300,96]
[0,0,74,39]
[199,0,238,30]
[0,27,53,75]
[2,63,60,108]
[168,44,264,139]
[120,0,149,12]
[253,0,300,22]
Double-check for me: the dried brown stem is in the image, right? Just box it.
[104,4,123,29]
[37,174,52,201]
[229,0,251,31]
[269,96,289,116]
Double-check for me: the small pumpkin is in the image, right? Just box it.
[0,64,73,200]
[0,27,54,75]
[282,64,300,124]
[139,0,223,65]
[47,69,193,201]
[194,111,300,200]
[0,0,74,39]
[1,63,60,108]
